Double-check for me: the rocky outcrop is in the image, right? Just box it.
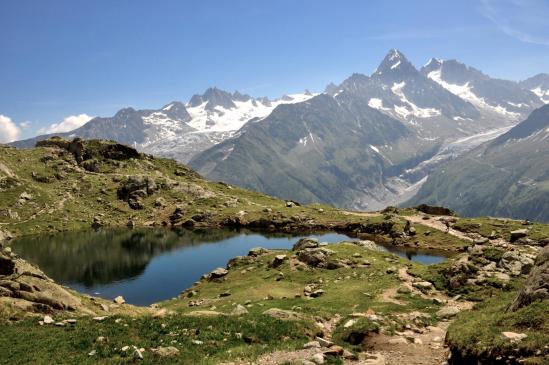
[0,246,82,313]
[37,137,140,165]
[507,245,549,311]
[415,204,455,216]
[117,175,158,210]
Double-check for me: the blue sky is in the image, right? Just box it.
[1,0,549,141]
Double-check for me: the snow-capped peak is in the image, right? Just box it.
[423,57,443,69]
[373,49,417,78]
[185,91,317,133]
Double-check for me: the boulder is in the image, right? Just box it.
[436,306,460,319]
[207,267,229,281]
[510,229,528,242]
[117,175,158,209]
[248,247,268,257]
[499,251,534,276]
[0,248,82,312]
[269,254,287,268]
[297,249,329,268]
[507,245,549,311]
[231,304,249,316]
[293,237,319,251]
[415,204,455,216]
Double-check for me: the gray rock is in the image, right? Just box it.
[436,306,460,318]
[208,267,229,281]
[270,254,288,268]
[297,249,328,268]
[499,251,534,276]
[231,304,249,316]
[510,229,528,242]
[508,245,549,311]
[293,238,319,251]
[248,247,268,257]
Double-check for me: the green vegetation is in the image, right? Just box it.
[0,313,315,365]
[2,139,549,364]
[162,243,442,318]
[454,217,549,242]
[446,291,549,365]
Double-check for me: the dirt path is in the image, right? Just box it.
[343,211,382,218]
[406,214,474,242]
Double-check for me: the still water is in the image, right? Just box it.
[12,228,447,305]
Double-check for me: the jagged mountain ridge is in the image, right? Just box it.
[422,58,542,122]
[12,89,315,162]
[189,49,546,210]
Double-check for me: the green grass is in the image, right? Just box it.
[0,313,316,365]
[447,291,549,364]
[454,217,549,242]
[162,243,442,318]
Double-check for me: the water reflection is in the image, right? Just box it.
[12,228,447,305]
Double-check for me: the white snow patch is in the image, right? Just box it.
[507,102,528,108]
[369,145,380,153]
[186,93,316,132]
[531,87,549,103]
[390,60,401,69]
[427,69,521,120]
[368,98,390,111]
[391,82,441,118]
[163,103,174,111]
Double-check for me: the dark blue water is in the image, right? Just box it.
[12,228,447,305]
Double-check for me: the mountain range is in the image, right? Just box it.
[12,49,549,217]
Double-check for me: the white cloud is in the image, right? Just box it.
[40,114,94,134]
[480,0,549,46]
[0,115,21,143]
[19,121,31,129]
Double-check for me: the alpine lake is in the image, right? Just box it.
[11,228,449,305]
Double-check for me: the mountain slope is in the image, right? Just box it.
[190,91,440,210]
[519,73,549,104]
[191,49,534,210]
[422,59,542,122]
[407,104,549,222]
[13,90,315,162]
